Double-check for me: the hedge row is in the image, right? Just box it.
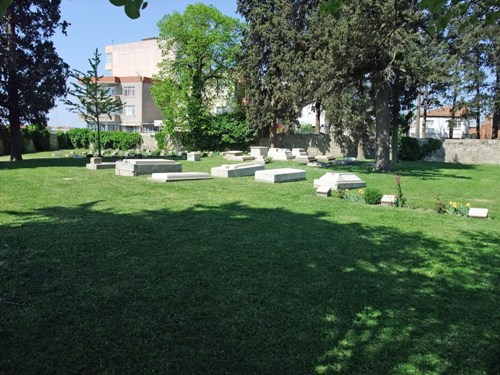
[67,128,142,150]
[399,136,443,161]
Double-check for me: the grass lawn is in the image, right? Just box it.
[0,152,499,374]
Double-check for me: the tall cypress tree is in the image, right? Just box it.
[237,0,316,146]
[0,0,68,161]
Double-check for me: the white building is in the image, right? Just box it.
[410,106,473,139]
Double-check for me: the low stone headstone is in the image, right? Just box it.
[86,156,116,170]
[211,162,265,178]
[313,172,366,190]
[381,194,397,206]
[250,146,269,159]
[255,168,306,183]
[468,208,489,219]
[268,148,295,160]
[187,152,201,161]
[149,172,212,182]
[316,155,336,162]
[316,185,331,198]
[115,159,182,176]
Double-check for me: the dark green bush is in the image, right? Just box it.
[399,137,421,161]
[364,187,382,205]
[213,113,255,151]
[23,124,50,151]
[420,138,442,158]
[155,130,167,149]
[56,131,72,149]
[90,131,142,151]
[68,128,92,148]
[0,124,10,154]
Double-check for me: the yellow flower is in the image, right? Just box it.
[466,203,471,208]
[449,201,453,205]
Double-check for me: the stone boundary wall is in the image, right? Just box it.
[425,139,500,164]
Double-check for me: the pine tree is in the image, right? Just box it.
[0,0,69,161]
[64,49,123,157]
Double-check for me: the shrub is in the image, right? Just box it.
[399,136,421,161]
[23,124,50,151]
[421,138,442,158]
[155,130,167,149]
[151,149,161,157]
[434,194,447,214]
[296,124,315,134]
[0,124,10,154]
[364,188,382,205]
[89,131,142,151]
[56,131,72,149]
[68,128,92,148]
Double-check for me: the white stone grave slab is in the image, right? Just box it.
[268,148,296,160]
[316,155,336,162]
[115,159,181,176]
[187,152,201,161]
[86,156,116,170]
[149,172,212,182]
[211,162,265,178]
[250,146,269,159]
[255,168,306,183]
[381,194,396,206]
[224,150,243,159]
[316,185,331,198]
[468,208,489,219]
[313,172,366,190]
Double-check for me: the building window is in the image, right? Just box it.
[123,105,135,116]
[123,86,135,97]
[454,120,462,129]
[102,86,115,96]
[106,53,112,65]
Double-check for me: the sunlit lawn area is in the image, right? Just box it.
[0,152,498,374]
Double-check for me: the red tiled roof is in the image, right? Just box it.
[426,106,469,118]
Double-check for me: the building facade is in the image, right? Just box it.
[91,38,165,133]
[410,106,473,139]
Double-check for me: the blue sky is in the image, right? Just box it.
[48,0,239,128]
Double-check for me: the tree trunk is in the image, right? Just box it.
[422,84,428,139]
[390,80,401,164]
[450,70,459,139]
[314,100,321,134]
[6,10,22,161]
[415,88,421,138]
[373,76,391,171]
[475,82,481,139]
[269,116,277,148]
[493,60,500,139]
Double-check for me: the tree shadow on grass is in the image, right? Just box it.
[322,161,476,181]
[0,157,87,170]
[0,202,498,374]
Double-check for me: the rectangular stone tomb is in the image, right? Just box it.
[86,157,116,170]
[86,162,116,170]
[250,146,269,158]
[468,208,489,219]
[292,148,309,157]
[268,148,295,160]
[187,152,201,161]
[149,172,212,182]
[255,168,306,183]
[381,194,396,206]
[211,162,265,178]
[313,172,366,190]
[223,150,243,159]
[316,185,332,197]
[316,155,336,162]
[115,159,181,176]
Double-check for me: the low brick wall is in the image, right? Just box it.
[425,139,500,165]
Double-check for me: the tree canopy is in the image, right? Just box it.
[64,48,123,157]
[152,3,244,150]
[0,0,69,160]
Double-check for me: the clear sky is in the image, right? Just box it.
[48,0,239,128]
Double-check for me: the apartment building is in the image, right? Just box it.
[94,38,164,133]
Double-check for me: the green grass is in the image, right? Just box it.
[0,152,499,374]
